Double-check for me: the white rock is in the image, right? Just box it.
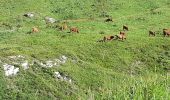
[3,64,14,71]
[59,55,68,64]
[24,13,34,18]
[63,76,67,81]
[45,17,56,23]
[8,56,17,59]
[46,60,54,68]
[28,13,34,18]
[68,79,72,83]
[54,72,72,83]
[61,55,67,60]
[13,68,19,75]
[35,56,68,68]
[21,61,29,70]
[40,62,46,67]
[3,64,19,76]
[5,68,13,76]
[17,55,25,58]
[55,59,62,63]
[8,55,25,59]
[55,72,62,79]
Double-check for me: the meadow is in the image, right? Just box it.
[0,0,170,99]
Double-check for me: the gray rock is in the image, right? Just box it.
[45,17,56,23]
[3,64,19,76]
[54,71,72,83]
[21,61,29,70]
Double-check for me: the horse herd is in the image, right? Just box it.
[29,15,170,42]
[149,29,170,37]
[31,22,79,34]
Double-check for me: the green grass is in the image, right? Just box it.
[0,0,170,99]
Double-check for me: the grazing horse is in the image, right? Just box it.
[103,35,115,42]
[120,31,126,35]
[97,35,115,42]
[105,18,113,22]
[123,25,129,31]
[70,27,79,33]
[115,31,126,40]
[149,30,156,36]
[32,27,39,33]
[163,29,170,37]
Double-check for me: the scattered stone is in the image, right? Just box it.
[59,55,68,64]
[37,60,58,68]
[55,72,62,79]
[3,64,19,76]
[61,55,67,60]
[8,55,25,59]
[7,55,30,70]
[45,17,57,23]
[54,59,62,63]
[21,61,29,70]
[1,55,69,77]
[37,55,68,68]
[23,13,34,18]
[54,72,72,83]
[45,60,54,68]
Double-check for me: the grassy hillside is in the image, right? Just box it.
[0,0,170,99]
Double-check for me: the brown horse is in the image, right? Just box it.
[97,35,115,42]
[32,27,39,33]
[105,18,113,22]
[163,29,170,37]
[70,27,79,33]
[103,35,115,42]
[115,31,126,40]
[149,30,156,36]
[123,25,129,31]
